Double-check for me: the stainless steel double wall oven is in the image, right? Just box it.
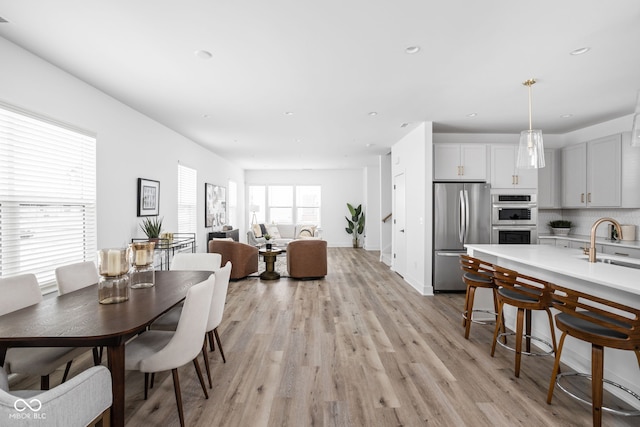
[491,193,538,244]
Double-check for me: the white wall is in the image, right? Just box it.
[363,165,380,251]
[244,169,364,247]
[391,122,432,295]
[0,36,244,252]
[379,153,392,265]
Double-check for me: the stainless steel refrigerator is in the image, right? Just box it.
[433,182,491,292]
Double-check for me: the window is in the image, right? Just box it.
[177,164,197,234]
[248,184,321,225]
[0,103,97,292]
[296,186,321,224]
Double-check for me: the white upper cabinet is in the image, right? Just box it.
[490,145,537,189]
[562,134,621,208]
[433,144,486,181]
[538,148,561,208]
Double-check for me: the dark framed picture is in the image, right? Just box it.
[205,183,226,227]
[137,178,160,217]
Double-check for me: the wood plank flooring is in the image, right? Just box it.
[10,247,638,426]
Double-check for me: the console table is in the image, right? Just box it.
[131,233,196,270]
[208,229,239,242]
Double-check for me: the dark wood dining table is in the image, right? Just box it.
[0,270,214,427]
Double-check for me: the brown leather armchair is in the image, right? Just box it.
[208,240,258,280]
[286,239,327,279]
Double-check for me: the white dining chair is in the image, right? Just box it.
[170,252,222,271]
[124,274,215,427]
[151,262,232,388]
[55,261,103,365]
[0,274,89,390]
[0,365,112,427]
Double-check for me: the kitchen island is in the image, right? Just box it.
[465,244,640,409]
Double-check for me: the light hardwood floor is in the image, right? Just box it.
[11,248,638,426]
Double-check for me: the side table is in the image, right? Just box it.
[259,248,284,280]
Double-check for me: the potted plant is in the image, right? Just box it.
[345,203,365,248]
[548,220,572,236]
[264,234,272,250]
[140,216,163,241]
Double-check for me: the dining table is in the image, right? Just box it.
[0,269,214,427]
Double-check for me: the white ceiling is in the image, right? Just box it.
[1,1,639,170]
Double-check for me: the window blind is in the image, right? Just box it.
[0,104,97,293]
[177,163,197,234]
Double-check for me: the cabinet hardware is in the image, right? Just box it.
[581,193,585,203]
[613,252,630,257]
[515,175,519,185]
[457,165,461,176]
[460,165,464,176]
[587,192,591,203]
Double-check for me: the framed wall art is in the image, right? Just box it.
[137,178,160,217]
[205,183,226,228]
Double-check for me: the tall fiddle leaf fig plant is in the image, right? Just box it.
[345,203,365,248]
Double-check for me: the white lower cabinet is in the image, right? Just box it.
[601,245,640,259]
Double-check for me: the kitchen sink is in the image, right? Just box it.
[589,258,640,269]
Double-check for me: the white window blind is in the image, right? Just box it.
[0,104,97,293]
[177,164,197,234]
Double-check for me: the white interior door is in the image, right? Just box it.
[393,172,406,277]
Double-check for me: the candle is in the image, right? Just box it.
[135,249,147,266]
[107,249,122,276]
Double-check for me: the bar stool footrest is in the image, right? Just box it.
[495,332,554,357]
[462,309,497,325]
[555,372,640,417]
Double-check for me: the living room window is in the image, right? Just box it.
[177,163,197,234]
[248,184,321,225]
[0,103,97,293]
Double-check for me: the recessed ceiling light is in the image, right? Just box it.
[560,114,573,118]
[194,50,213,59]
[570,47,590,56]
[466,113,478,118]
[400,123,410,128]
[405,46,420,54]
[284,111,294,116]
[365,143,375,148]
[202,114,210,118]
[368,111,378,116]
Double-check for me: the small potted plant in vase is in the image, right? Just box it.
[548,220,572,236]
[264,234,272,250]
[140,216,163,242]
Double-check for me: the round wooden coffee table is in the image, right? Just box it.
[259,247,284,280]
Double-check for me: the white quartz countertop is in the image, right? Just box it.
[465,244,640,296]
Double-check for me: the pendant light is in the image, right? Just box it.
[516,79,545,169]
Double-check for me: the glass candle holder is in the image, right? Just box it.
[97,248,130,304]
[129,242,155,289]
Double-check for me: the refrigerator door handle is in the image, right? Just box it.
[436,252,464,257]
[464,189,470,242]
[458,190,465,244]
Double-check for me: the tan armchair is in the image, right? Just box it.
[208,240,258,279]
[287,239,328,279]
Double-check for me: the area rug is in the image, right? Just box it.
[255,254,288,277]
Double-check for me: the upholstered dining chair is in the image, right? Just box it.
[55,261,103,364]
[0,274,89,390]
[170,252,222,271]
[0,365,112,427]
[151,262,232,388]
[125,275,215,427]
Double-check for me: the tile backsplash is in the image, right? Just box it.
[539,208,640,240]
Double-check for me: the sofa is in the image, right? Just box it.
[287,239,328,279]
[247,223,320,247]
[208,239,258,280]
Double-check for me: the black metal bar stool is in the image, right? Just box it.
[547,282,640,427]
[459,254,503,340]
[491,265,557,378]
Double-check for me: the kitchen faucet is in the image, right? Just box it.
[588,217,622,262]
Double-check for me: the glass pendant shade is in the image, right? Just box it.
[516,129,545,169]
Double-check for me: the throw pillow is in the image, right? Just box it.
[298,225,316,238]
[252,223,263,238]
[259,223,268,235]
[266,224,282,239]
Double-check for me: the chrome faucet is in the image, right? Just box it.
[588,217,622,262]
